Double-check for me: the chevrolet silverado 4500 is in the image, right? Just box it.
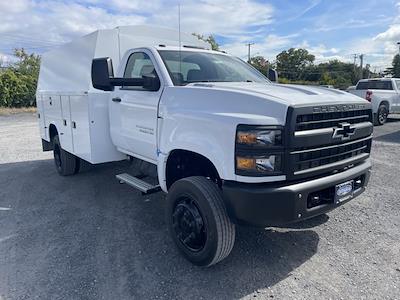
[37,26,373,266]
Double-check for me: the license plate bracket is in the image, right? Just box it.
[335,180,354,204]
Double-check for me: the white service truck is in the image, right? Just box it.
[37,26,373,266]
[349,78,400,125]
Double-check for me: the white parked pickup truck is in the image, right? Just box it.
[349,78,400,125]
[37,26,373,266]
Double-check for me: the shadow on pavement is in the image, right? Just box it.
[278,213,329,229]
[373,130,400,144]
[0,159,319,300]
[386,116,400,123]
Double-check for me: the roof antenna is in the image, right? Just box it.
[178,3,182,77]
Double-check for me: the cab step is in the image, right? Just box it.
[116,173,161,195]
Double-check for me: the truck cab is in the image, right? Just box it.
[37,26,373,266]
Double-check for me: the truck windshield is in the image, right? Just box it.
[158,50,270,86]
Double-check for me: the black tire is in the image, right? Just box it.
[166,176,236,267]
[53,135,79,176]
[374,104,388,126]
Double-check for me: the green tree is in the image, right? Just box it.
[249,56,270,76]
[391,54,400,77]
[192,33,220,51]
[315,60,356,89]
[276,48,315,80]
[0,48,40,107]
[0,69,29,107]
[13,48,41,77]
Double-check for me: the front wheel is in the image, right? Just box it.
[374,104,388,126]
[53,135,80,176]
[166,176,236,267]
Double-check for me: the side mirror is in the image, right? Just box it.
[91,58,160,91]
[142,74,161,91]
[91,57,115,91]
[268,69,278,82]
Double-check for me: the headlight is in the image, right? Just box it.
[236,127,282,147]
[235,125,284,176]
[237,155,282,173]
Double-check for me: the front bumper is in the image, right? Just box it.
[222,160,371,227]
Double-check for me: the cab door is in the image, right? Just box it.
[109,50,163,162]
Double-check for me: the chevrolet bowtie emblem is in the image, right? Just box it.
[332,122,356,140]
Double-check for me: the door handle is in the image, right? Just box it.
[112,97,121,103]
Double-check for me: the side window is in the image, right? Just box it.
[396,80,400,90]
[384,81,393,90]
[356,82,368,90]
[123,52,159,90]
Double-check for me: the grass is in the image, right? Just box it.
[0,107,37,115]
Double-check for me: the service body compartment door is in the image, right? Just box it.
[59,95,74,153]
[36,94,47,140]
[70,95,91,161]
[43,95,62,124]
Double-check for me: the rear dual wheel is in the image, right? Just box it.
[53,135,80,176]
[166,176,236,267]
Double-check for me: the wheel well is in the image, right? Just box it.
[165,150,221,190]
[380,100,389,110]
[49,124,58,144]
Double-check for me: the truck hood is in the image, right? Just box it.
[187,82,367,106]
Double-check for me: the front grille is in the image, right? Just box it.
[286,104,373,180]
[292,137,371,173]
[296,109,372,131]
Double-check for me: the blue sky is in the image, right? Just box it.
[0,0,399,70]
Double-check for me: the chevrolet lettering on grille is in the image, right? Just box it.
[332,122,356,140]
[312,104,366,113]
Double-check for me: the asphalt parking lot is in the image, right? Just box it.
[0,113,399,300]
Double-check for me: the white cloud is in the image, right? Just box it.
[109,0,163,12]
[296,41,345,63]
[287,0,321,21]
[0,0,398,72]
[375,24,400,45]
[0,0,31,14]
[154,0,274,37]
[222,34,294,61]
[357,13,400,69]
[0,0,274,57]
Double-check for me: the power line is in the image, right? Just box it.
[0,33,63,46]
[0,33,64,54]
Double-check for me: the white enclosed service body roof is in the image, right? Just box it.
[37,26,209,93]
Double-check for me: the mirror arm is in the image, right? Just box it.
[109,77,145,86]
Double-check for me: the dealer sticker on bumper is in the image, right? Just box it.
[335,180,354,204]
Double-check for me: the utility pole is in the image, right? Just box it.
[352,54,358,71]
[246,43,254,63]
[397,42,400,55]
[351,53,358,82]
[359,54,364,79]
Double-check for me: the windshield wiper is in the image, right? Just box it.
[186,80,229,83]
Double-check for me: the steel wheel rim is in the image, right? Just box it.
[379,108,387,123]
[172,196,207,252]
